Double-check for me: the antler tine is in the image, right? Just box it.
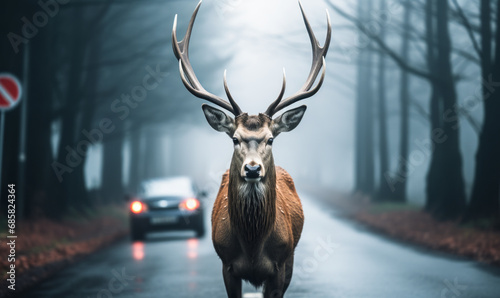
[274,57,326,113]
[172,1,242,116]
[264,69,287,116]
[265,2,331,117]
[223,70,243,116]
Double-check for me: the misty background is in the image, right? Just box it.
[1,0,498,222]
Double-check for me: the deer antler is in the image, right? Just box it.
[172,1,243,116]
[264,2,331,117]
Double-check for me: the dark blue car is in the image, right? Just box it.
[129,176,205,241]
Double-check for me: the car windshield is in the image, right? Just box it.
[139,177,195,198]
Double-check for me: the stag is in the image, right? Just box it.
[172,1,330,297]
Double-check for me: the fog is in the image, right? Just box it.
[1,0,495,219]
[79,0,480,206]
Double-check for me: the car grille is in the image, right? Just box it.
[144,199,180,211]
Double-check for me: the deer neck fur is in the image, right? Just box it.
[227,157,277,243]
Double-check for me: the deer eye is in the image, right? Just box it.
[267,138,274,146]
[232,137,239,145]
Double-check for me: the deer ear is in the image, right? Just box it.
[271,105,307,136]
[202,104,235,136]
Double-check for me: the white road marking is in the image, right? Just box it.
[243,293,263,298]
[0,83,15,105]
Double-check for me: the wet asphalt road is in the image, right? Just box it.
[22,193,500,298]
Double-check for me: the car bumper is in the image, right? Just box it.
[130,209,204,232]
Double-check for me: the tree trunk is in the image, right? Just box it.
[466,0,500,221]
[101,133,125,204]
[66,12,104,211]
[363,1,375,196]
[425,0,441,212]
[48,8,86,219]
[24,26,54,219]
[426,0,467,220]
[354,0,366,193]
[128,124,143,193]
[354,0,375,196]
[376,0,391,201]
[392,0,411,202]
[141,130,167,180]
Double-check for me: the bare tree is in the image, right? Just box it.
[425,0,466,219]
[465,0,500,221]
[375,0,392,200]
[328,0,467,219]
[354,0,375,196]
[392,0,411,202]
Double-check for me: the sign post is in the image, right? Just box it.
[0,73,23,206]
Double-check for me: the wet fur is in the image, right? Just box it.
[211,166,304,292]
[235,182,268,242]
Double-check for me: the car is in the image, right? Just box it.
[128,176,206,241]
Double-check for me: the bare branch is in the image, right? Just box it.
[451,0,482,58]
[326,1,436,81]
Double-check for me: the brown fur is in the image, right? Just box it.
[211,165,304,296]
[237,113,268,131]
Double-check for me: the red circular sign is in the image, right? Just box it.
[0,74,22,110]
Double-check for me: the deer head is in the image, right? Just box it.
[172,0,331,183]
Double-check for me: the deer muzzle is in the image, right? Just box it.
[241,161,265,183]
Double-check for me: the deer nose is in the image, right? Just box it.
[244,164,261,178]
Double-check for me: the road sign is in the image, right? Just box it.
[0,73,23,214]
[0,73,22,110]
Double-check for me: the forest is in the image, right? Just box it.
[0,0,498,224]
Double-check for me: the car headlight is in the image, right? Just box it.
[179,198,200,211]
[130,200,148,213]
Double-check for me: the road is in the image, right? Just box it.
[22,193,500,298]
